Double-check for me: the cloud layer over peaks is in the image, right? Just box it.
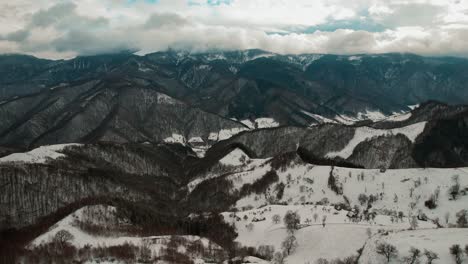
[1,0,468,59]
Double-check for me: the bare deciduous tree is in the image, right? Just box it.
[449,244,463,264]
[402,247,421,264]
[53,229,74,248]
[376,242,398,263]
[272,214,281,224]
[283,211,300,233]
[281,234,298,256]
[423,249,439,264]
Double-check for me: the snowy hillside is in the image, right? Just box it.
[326,122,426,159]
[360,228,468,264]
[0,143,81,164]
[189,151,468,263]
[29,205,223,264]
[222,205,434,264]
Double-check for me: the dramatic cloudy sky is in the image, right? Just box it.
[1,0,468,58]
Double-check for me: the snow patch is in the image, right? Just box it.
[219,148,250,167]
[408,104,420,110]
[333,115,359,125]
[302,111,338,125]
[348,56,362,61]
[188,137,204,143]
[255,118,280,128]
[385,112,412,122]
[208,127,248,141]
[229,66,238,74]
[240,119,255,129]
[29,205,220,261]
[327,122,427,159]
[356,109,387,122]
[197,64,212,71]
[163,133,186,144]
[0,144,81,164]
[157,93,178,105]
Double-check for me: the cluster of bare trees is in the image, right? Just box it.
[449,244,468,264]
[374,242,468,264]
[22,231,227,264]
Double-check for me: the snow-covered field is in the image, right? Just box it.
[189,148,468,226]
[0,143,81,164]
[187,148,271,193]
[30,205,220,263]
[222,205,435,264]
[182,147,468,262]
[360,228,468,264]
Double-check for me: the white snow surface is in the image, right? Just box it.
[326,122,427,159]
[240,119,255,129]
[385,112,412,122]
[30,205,220,262]
[301,110,338,125]
[219,148,250,167]
[408,104,420,110]
[157,93,178,105]
[208,127,248,141]
[163,133,186,144]
[357,109,388,121]
[0,143,81,164]
[241,118,280,129]
[255,118,280,128]
[187,149,271,193]
[222,204,434,264]
[188,137,204,143]
[333,115,359,125]
[216,161,468,263]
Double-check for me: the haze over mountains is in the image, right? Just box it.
[1,49,468,264]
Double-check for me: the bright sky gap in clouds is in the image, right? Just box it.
[1,0,468,59]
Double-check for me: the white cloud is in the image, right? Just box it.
[0,0,467,58]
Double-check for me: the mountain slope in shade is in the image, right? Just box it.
[1,51,468,126]
[0,77,246,149]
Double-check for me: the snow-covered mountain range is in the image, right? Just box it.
[1,50,468,264]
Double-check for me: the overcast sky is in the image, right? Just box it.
[1,0,467,59]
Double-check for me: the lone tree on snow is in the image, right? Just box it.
[358,193,368,206]
[402,247,421,264]
[449,175,461,200]
[450,244,463,264]
[409,215,419,230]
[272,214,281,224]
[283,211,301,233]
[424,249,439,264]
[456,210,467,228]
[272,251,286,264]
[376,242,398,263]
[281,234,298,256]
[53,229,74,248]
